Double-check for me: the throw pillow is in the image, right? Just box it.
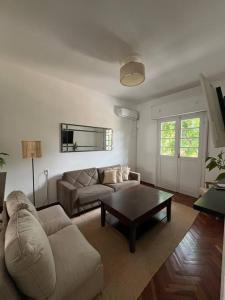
[4,209,56,299]
[122,166,130,181]
[103,169,117,184]
[6,191,39,220]
[115,167,123,183]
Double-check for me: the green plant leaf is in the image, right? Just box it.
[206,160,218,171]
[205,156,213,162]
[216,172,225,181]
[218,151,224,159]
[0,157,6,168]
[0,152,8,169]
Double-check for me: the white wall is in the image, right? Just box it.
[0,60,137,207]
[137,84,225,186]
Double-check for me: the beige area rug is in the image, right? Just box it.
[73,202,198,300]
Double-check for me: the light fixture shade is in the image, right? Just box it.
[21,141,42,159]
[120,61,145,87]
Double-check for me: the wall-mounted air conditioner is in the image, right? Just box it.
[115,106,139,121]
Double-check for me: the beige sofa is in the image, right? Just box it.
[57,165,140,217]
[0,191,103,300]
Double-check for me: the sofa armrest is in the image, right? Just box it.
[129,171,141,182]
[57,180,78,217]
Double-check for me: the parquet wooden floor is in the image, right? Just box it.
[138,191,224,300]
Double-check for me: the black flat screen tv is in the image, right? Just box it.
[216,87,225,127]
[200,74,225,147]
[62,130,73,144]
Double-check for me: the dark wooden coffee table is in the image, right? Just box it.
[100,185,173,253]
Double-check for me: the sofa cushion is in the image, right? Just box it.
[104,166,123,183]
[0,233,23,300]
[6,191,38,219]
[38,205,72,236]
[97,164,121,183]
[48,224,103,300]
[103,169,117,184]
[121,166,131,181]
[78,184,113,205]
[116,167,123,183]
[106,180,139,192]
[63,168,99,188]
[5,209,56,299]
[73,263,103,300]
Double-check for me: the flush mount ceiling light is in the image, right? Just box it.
[120,58,145,87]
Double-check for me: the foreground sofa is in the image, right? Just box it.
[0,191,103,300]
[57,165,141,217]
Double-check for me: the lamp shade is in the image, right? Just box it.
[120,61,145,87]
[21,141,42,159]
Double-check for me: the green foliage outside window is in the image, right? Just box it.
[181,128,199,138]
[160,121,176,156]
[181,118,200,128]
[180,118,200,158]
[161,122,176,131]
[160,118,200,158]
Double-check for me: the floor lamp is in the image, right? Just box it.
[21,141,42,207]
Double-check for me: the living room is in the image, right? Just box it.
[1,1,225,300]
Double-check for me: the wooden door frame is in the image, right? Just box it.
[156,112,208,195]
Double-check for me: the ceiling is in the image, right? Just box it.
[1,0,225,103]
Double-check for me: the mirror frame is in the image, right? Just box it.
[60,123,113,152]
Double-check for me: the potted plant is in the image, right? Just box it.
[0,152,9,212]
[206,151,225,181]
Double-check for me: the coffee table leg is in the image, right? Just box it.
[101,203,106,226]
[167,199,171,222]
[129,224,137,253]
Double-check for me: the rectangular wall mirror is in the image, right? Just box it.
[61,123,113,152]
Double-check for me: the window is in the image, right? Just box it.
[160,121,176,156]
[180,118,200,158]
[105,129,113,151]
